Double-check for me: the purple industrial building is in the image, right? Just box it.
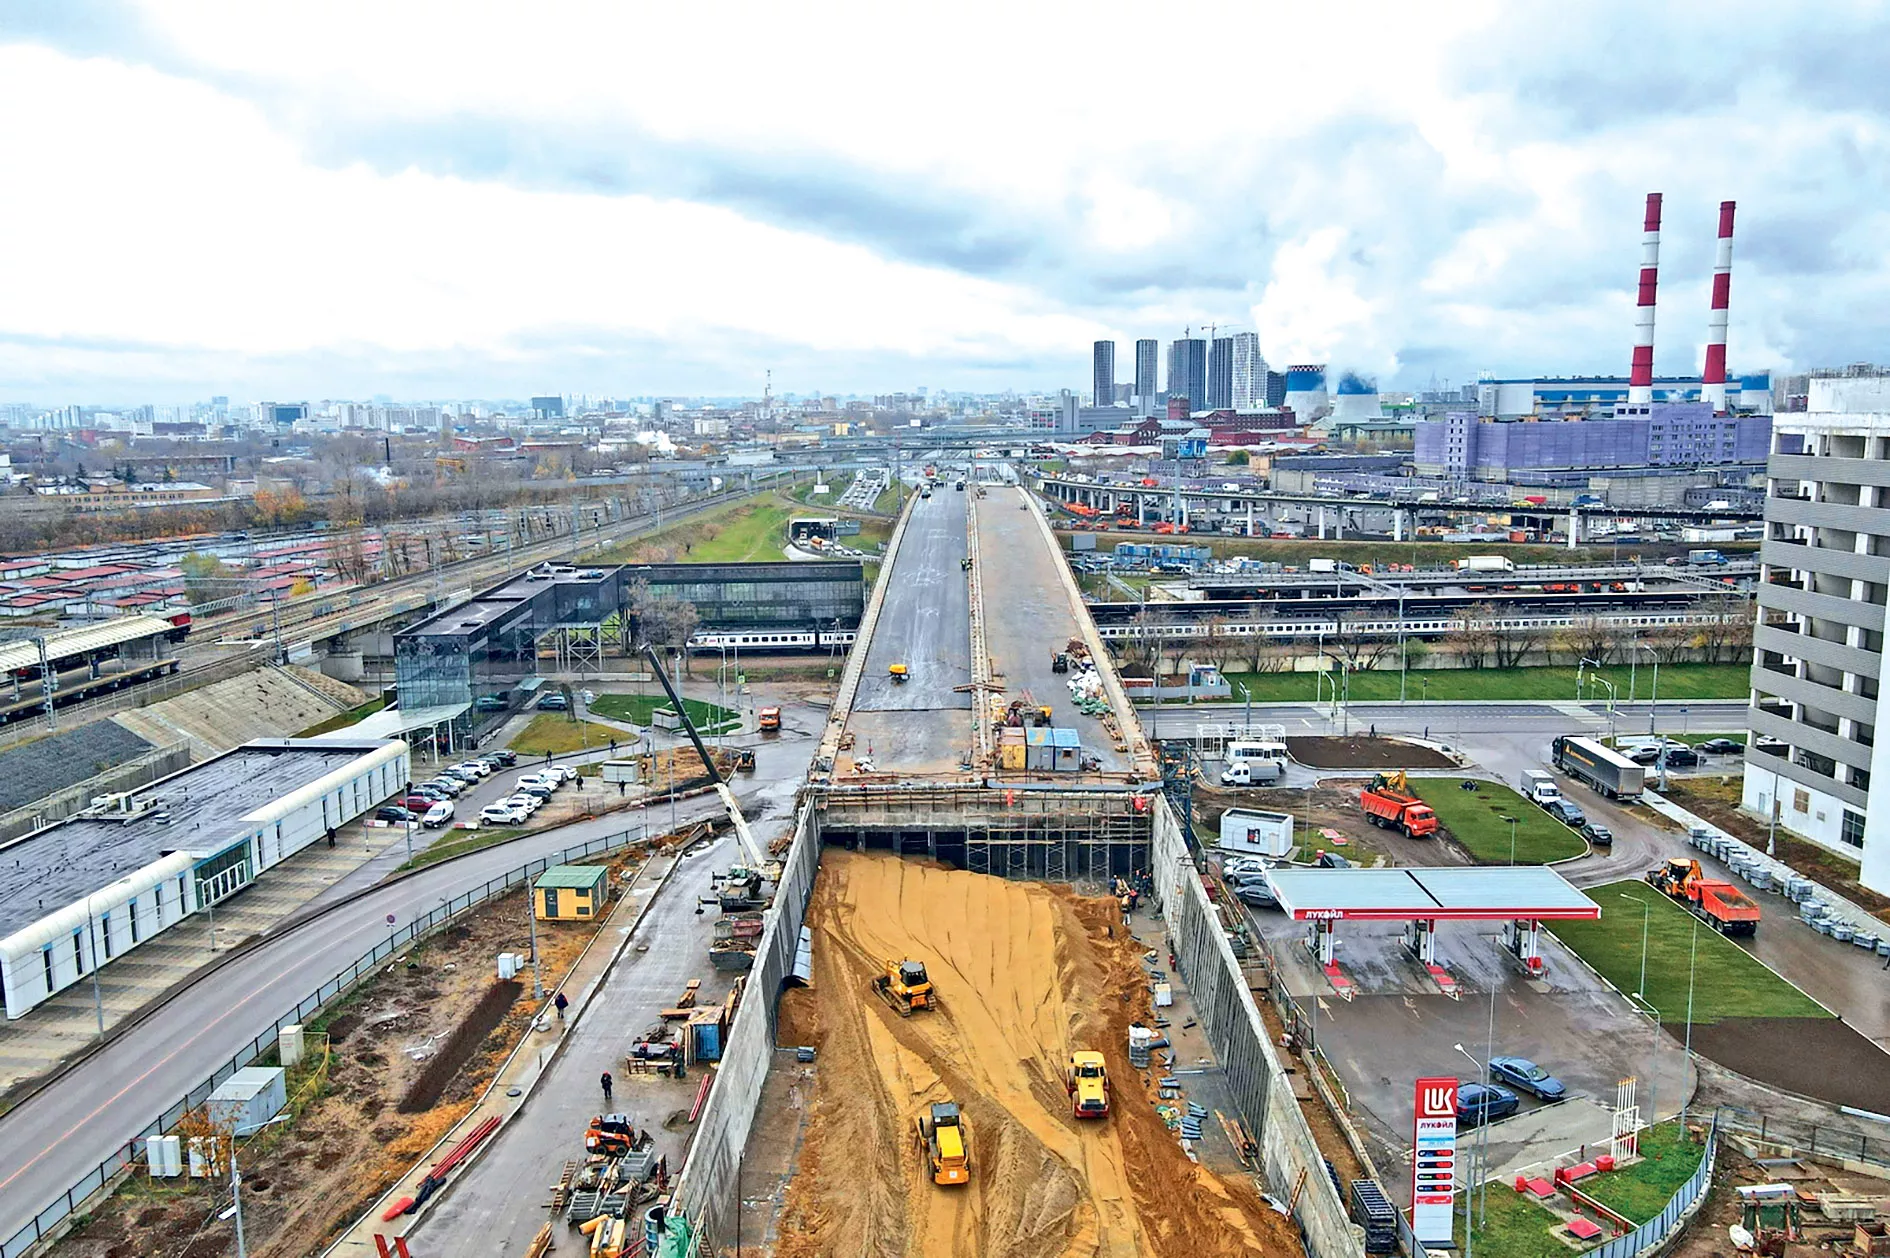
[1413,402,1772,480]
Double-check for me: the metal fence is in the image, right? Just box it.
[1585,1118,1718,1258]
[1715,1106,1889,1169]
[667,800,821,1253]
[1150,798,1361,1258]
[0,821,660,1258]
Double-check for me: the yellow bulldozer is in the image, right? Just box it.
[915,1101,971,1186]
[871,958,936,1016]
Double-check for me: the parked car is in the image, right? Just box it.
[1698,738,1744,755]
[424,777,465,797]
[489,748,519,767]
[1626,744,1662,765]
[515,781,556,800]
[1314,851,1352,869]
[548,764,579,785]
[536,693,570,711]
[504,793,542,815]
[480,803,528,826]
[1545,799,1588,827]
[474,695,509,712]
[1455,1082,1520,1125]
[422,801,455,828]
[1660,746,1700,768]
[1235,882,1278,909]
[403,794,440,812]
[451,761,492,779]
[517,772,558,792]
[1579,822,1614,848]
[1488,1057,1567,1101]
[443,766,482,784]
[375,806,415,824]
[1753,735,1788,756]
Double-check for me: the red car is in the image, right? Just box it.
[402,794,438,813]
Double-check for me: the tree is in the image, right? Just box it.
[1446,609,1498,670]
[1197,614,1236,673]
[1696,595,1756,664]
[1643,622,1694,665]
[1551,615,1617,668]
[1328,609,1396,672]
[1224,450,1250,465]
[629,581,701,674]
[179,552,230,606]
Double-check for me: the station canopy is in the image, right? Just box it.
[340,702,470,741]
[1266,867,1601,922]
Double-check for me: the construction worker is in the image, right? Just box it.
[600,1071,613,1103]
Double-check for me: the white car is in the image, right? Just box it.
[516,772,558,792]
[549,765,579,785]
[504,793,542,815]
[452,761,492,779]
[480,803,528,826]
[422,801,455,828]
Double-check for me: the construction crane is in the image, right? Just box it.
[640,644,768,870]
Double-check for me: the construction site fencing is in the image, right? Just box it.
[667,800,820,1255]
[1715,1106,1889,1170]
[1149,798,1361,1258]
[1583,1117,1718,1258]
[0,820,661,1258]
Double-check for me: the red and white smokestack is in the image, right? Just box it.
[1628,192,1662,406]
[1701,200,1736,413]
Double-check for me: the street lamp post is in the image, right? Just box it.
[1681,918,1699,1128]
[1620,892,1651,1001]
[1502,816,1518,866]
[227,1114,292,1258]
[1638,643,1661,737]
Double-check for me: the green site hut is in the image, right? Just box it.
[534,864,611,921]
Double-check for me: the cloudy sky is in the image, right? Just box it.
[3,1,1889,404]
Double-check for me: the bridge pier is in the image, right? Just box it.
[1568,509,1581,550]
[1246,502,1255,537]
[1317,506,1327,540]
[1393,508,1405,542]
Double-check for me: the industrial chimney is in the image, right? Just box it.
[1701,200,1736,413]
[1628,192,1663,406]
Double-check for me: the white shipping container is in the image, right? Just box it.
[206,1066,286,1135]
[1218,808,1295,857]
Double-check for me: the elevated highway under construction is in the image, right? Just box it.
[646,482,1365,1258]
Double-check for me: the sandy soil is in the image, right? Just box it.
[1285,736,1455,771]
[773,851,1301,1258]
[54,857,641,1258]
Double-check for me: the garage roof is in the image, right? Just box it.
[1266,866,1601,921]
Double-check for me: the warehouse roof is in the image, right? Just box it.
[0,740,394,938]
[1266,866,1600,922]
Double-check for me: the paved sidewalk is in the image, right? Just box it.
[325,833,724,1255]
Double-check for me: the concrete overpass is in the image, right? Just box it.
[813,482,1155,786]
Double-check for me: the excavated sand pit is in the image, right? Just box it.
[774,850,1300,1258]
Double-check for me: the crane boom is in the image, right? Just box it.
[640,645,768,868]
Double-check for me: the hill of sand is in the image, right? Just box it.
[773,850,1300,1258]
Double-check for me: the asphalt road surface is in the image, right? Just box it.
[0,749,810,1247]
[844,489,972,773]
[976,488,1125,771]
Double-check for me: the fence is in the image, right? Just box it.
[0,820,661,1258]
[664,800,821,1254]
[1715,1106,1890,1170]
[1149,797,1362,1258]
[1583,1118,1718,1258]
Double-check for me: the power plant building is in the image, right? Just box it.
[1474,373,1773,420]
[1282,365,1329,419]
[1412,403,1771,481]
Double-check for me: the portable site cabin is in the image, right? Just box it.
[534,864,611,921]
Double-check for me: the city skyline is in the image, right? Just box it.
[4,4,1890,401]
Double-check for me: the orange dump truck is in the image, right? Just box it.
[1645,859,1761,936]
[1359,771,1439,839]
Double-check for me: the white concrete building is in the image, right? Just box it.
[1742,371,1890,894]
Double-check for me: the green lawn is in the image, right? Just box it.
[1453,1183,1575,1258]
[799,473,853,505]
[1219,664,1751,703]
[508,713,625,756]
[1582,1123,1705,1223]
[295,696,387,737]
[1421,778,1587,863]
[872,483,903,514]
[399,826,528,871]
[1548,880,1830,1023]
[588,692,741,735]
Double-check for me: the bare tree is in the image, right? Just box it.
[1197,615,1236,673]
[1328,609,1396,671]
[1643,622,1695,665]
[1551,615,1617,668]
[1696,595,1756,664]
[629,580,702,674]
[1446,606,1498,670]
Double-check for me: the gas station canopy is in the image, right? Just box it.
[1266,867,1601,922]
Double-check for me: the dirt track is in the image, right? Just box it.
[774,851,1299,1258]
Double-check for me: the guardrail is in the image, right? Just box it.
[0,822,661,1258]
[1716,1107,1889,1170]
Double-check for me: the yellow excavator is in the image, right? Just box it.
[916,1101,971,1185]
[871,958,936,1016]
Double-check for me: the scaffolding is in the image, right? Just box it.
[813,785,1153,883]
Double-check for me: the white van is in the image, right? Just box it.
[1221,759,1284,786]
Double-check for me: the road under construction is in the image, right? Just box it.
[645,480,1365,1258]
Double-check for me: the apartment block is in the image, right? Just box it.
[1743,371,1890,894]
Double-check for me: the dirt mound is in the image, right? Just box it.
[1287,735,1454,770]
[774,851,1299,1258]
[1683,1017,1890,1112]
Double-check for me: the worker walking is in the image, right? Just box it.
[600,1071,613,1103]
[554,991,568,1021]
